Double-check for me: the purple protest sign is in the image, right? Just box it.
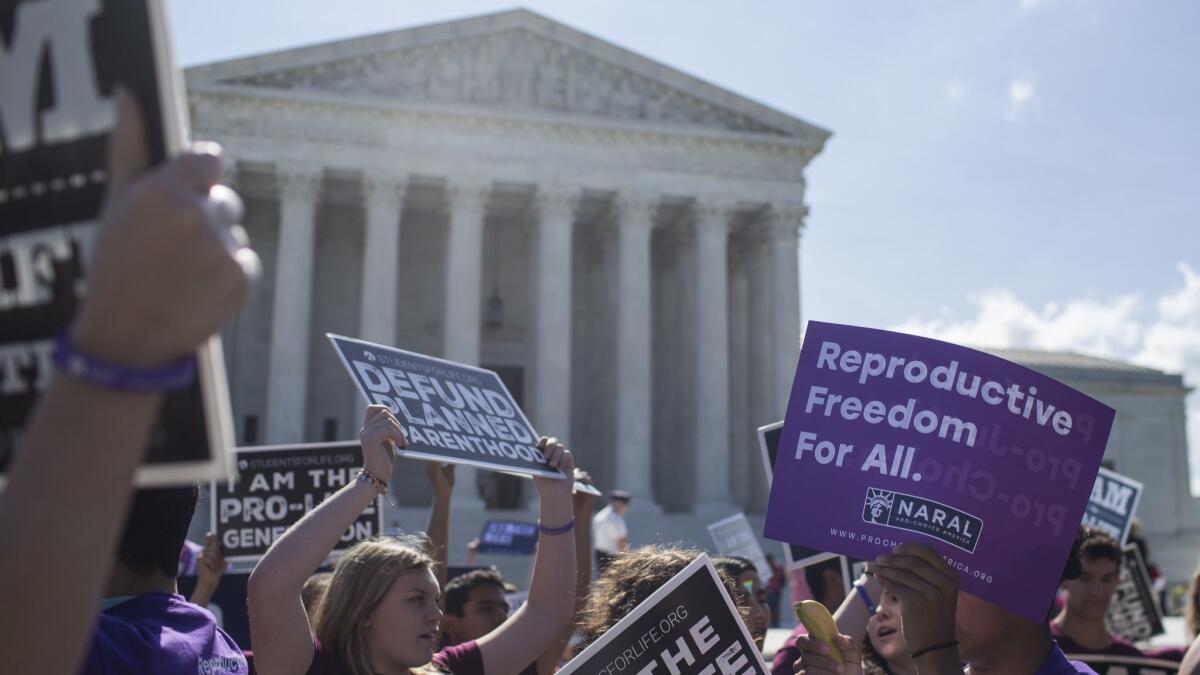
[763,322,1114,622]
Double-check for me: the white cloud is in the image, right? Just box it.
[1007,78,1036,120]
[946,79,968,104]
[892,264,1200,492]
[1018,0,1042,12]
[891,289,1140,356]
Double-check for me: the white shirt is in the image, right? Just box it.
[592,505,627,554]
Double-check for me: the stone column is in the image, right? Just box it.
[693,199,735,511]
[359,172,407,346]
[532,185,577,438]
[614,192,657,507]
[443,179,490,507]
[769,204,806,419]
[265,164,322,443]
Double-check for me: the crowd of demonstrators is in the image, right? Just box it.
[13,90,1200,675]
[1049,530,1143,658]
[591,490,630,572]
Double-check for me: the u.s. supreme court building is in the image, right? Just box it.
[187,8,830,552]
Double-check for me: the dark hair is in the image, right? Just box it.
[1077,529,1121,567]
[443,568,505,617]
[116,485,200,578]
[713,556,756,580]
[805,558,842,601]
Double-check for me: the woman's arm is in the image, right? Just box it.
[249,405,405,675]
[425,462,455,594]
[477,438,577,675]
[534,468,596,674]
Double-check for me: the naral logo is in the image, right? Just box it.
[862,487,983,553]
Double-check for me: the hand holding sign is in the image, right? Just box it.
[533,437,575,498]
[871,543,960,666]
[74,90,258,367]
[358,405,407,480]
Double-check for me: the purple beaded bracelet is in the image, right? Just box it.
[538,518,575,536]
[54,330,196,392]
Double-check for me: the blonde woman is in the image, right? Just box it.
[248,405,577,675]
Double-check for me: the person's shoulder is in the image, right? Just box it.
[433,639,484,675]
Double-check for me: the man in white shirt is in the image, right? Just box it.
[592,490,631,571]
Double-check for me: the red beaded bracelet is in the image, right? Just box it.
[356,469,389,496]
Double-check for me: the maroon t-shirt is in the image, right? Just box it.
[305,637,484,675]
[1050,623,1144,658]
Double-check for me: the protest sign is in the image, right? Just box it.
[559,553,768,675]
[757,422,837,569]
[328,334,561,479]
[1084,468,1144,545]
[1067,655,1180,675]
[0,0,234,487]
[764,322,1115,623]
[707,513,772,583]
[477,519,539,555]
[212,442,382,562]
[1106,545,1165,642]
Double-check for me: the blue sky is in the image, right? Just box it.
[171,1,1200,485]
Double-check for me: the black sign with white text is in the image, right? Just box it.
[212,442,382,561]
[1084,468,1143,545]
[328,334,561,478]
[1106,545,1164,642]
[559,554,768,675]
[0,0,231,484]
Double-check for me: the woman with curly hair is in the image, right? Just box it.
[580,546,752,647]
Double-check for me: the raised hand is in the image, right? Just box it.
[358,405,407,480]
[532,436,574,499]
[425,461,456,501]
[73,88,259,367]
[871,543,960,669]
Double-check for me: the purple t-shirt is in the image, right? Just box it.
[1034,643,1098,675]
[81,593,247,674]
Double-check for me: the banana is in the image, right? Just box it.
[794,600,844,663]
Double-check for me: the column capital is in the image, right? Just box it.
[445,178,492,214]
[533,184,582,222]
[276,163,323,202]
[362,170,408,201]
[693,197,739,236]
[614,191,659,229]
[765,202,808,239]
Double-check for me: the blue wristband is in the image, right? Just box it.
[854,581,877,615]
[538,518,575,536]
[55,330,196,392]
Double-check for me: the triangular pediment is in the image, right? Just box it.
[185,9,830,144]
